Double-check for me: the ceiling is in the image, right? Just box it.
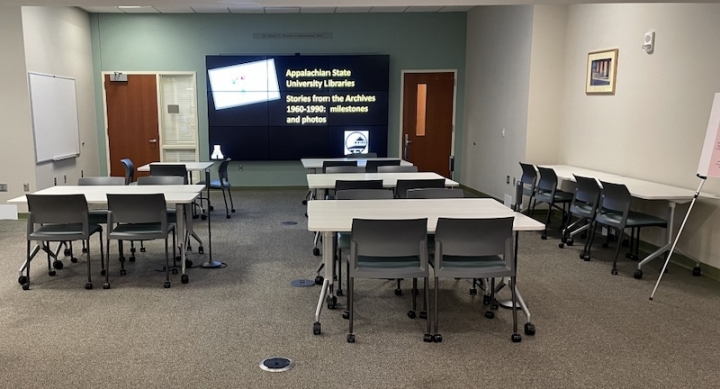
[80,5,475,13]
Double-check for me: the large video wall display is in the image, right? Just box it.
[206,55,390,161]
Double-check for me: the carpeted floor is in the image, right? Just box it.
[0,189,718,388]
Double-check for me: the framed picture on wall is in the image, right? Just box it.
[586,49,619,94]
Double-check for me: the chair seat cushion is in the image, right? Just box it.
[535,190,573,203]
[626,211,667,227]
[431,255,507,269]
[109,222,175,238]
[356,255,421,269]
[570,202,595,217]
[198,180,230,189]
[30,223,102,239]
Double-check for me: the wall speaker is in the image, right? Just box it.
[643,31,655,54]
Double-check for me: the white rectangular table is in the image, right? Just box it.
[8,185,203,281]
[307,198,545,336]
[138,162,221,268]
[301,158,413,170]
[307,172,458,191]
[541,164,698,275]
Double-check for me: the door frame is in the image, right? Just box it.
[398,69,458,172]
[101,71,199,174]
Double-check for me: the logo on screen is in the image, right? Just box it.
[344,131,369,154]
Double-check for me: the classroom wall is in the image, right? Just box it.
[0,6,37,216]
[89,12,467,186]
[562,3,720,269]
[22,7,100,190]
[461,5,534,200]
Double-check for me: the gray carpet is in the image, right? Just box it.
[0,189,718,388]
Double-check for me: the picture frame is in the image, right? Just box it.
[586,49,619,94]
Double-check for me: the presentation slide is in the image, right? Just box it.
[206,54,389,161]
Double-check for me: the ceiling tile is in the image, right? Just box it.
[335,7,371,13]
[438,6,473,12]
[228,6,265,13]
[118,6,159,13]
[190,6,230,13]
[154,6,195,13]
[300,7,336,13]
[404,6,443,12]
[264,7,301,13]
[369,6,408,13]
[81,6,124,13]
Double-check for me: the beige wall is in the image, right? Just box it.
[461,5,534,200]
[22,6,100,190]
[0,6,37,215]
[562,3,720,269]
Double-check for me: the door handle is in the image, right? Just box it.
[404,134,411,159]
[149,139,158,143]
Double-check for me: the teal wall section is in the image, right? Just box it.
[90,12,466,185]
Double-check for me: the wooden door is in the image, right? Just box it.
[105,74,159,178]
[402,72,455,178]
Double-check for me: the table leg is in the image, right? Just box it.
[177,203,187,276]
[202,167,222,268]
[312,231,335,335]
[638,201,676,270]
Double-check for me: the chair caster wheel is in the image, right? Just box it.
[611,268,618,275]
[85,283,93,290]
[314,276,324,285]
[171,268,178,275]
[394,288,402,296]
[336,289,344,296]
[52,261,63,270]
[181,274,189,284]
[100,270,106,276]
[226,215,230,219]
[18,276,28,285]
[433,334,443,343]
[581,254,590,261]
[511,334,522,343]
[313,322,321,335]
[326,296,337,310]
[187,245,192,252]
[130,248,136,254]
[201,215,208,221]
[541,234,547,240]
[302,200,308,206]
[129,256,135,262]
[231,209,236,213]
[342,311,349,320]
[492,301,499,310]
[558,243,564,248]
[198,247,204,254]
[423,333,433,343]
[347,334,355,343]
[82,248,88,254]
[64,248,71,256]
[163,281,171,288]
[71,257,78,263]
[185,259,193,268]
[567,239,574,246]
[312,247,320,256]
[485,311,495,319]
[140,247,146,253]
[419,311,427,319]
[22,283,30,290]
[118,256,125,263]
[470,288,478,295]
[210,205,215,211]
[407,310,416,319]
[602,243,609,248]
[633,269,643,279]
[103,283,110,290]
[692,266,702,277]
[525,323,536,336]
[120,269,127,276]
[48,271,56,277]
[482,295,491,305]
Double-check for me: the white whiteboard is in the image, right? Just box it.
[28,73,80,163]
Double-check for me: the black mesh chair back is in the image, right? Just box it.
[322,160,358,173]
[325,166,366,174]
[365,159,401,173]
[598,181,632,215]
[150,164,188,184]
[573,175,602,206]
[137,176,185,186]
[78,177,125,186]
[377,165,418,173]
[27,194,88,226]
[107,194,168,225]
[121,158,135,185]
[336,189,394,200]
[406,188,464,199]
[395,179,446,198]
[335,179,383,191]
[345,152,378,158]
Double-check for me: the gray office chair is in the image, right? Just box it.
[532,167,573,239]
[105,193,177,288]
[395,178,446,198]
[120,158,136,185]
[377,165,418,173]
[432,217,521,342]
[518,162,538,214]
[78,176,125,259]
[345,152,378,158]
[150,164,189,184]
[322,160,358,173]
[406,188,464,199]
[198,158,235,219]
[365,159,401,173]
[559,175,602,249]
[346,218,431,343]
[137,176,184,186]
[323,179,383,201]
[325,166,366,174]
[582,181,667,278]
[21,194,104,290]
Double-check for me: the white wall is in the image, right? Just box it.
[526,5,567,165]
[461,5,534,199]
[562,3,720,269]
[22,6,99,189]
[0,6,37,215]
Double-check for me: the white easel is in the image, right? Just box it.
[650,93,720,300]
